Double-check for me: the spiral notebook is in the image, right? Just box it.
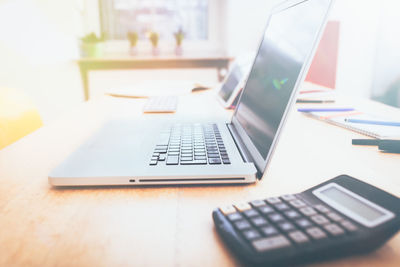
[304,111,400,139]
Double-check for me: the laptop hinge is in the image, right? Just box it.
[227,123,263,179]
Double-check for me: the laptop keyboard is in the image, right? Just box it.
[149,123,231,166]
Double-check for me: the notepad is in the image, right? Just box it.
[304,111,400,139]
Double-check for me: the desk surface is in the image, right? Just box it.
[1,89,399,266]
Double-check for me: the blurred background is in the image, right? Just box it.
[1,0,400,124]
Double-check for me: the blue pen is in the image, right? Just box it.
[345,118,400,127]
[297,108,355,112]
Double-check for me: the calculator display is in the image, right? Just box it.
[320,187,384,221]
[314,183,394,227]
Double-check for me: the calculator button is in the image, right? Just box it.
[243,209,260,218]
[220,205,236,215]
[278,222,295,232]
[285,210,301,219]
[234,203,252,212]
[314,204,330,213]
[250,199,266,207]
[324,224,345,236]
[268,213,285,222]
[289,231,310,244]
[310,215,330,225]
[235,220,252,230]
[266,197,282,204]
[326,212,343,222]
[274,203,290,211]
[227,212,243,221]
[341,221,358,232]
[251,216,269,227]
[295,218,313,229]
[261,226,279,236]
[258,205,274,215]
[252,235,291,252]
[306,227,327,240]
[281,194,297,201]
[289,200,307,208]
[242,229,262,241]
[300,207,317,216]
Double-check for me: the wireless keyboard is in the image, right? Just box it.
[143,96,178,113]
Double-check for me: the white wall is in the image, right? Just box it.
[329,0,381,98]
[223,0,281,57]
[371,0,400,103]
[0,0,84,122]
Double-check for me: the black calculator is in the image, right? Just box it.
[212,175,400,266]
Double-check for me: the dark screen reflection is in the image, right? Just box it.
[235,0,327,159]
[219,65,242,101]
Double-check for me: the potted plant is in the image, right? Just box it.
[148,31,159,56]
[79,32,104,57]
[174,28,184,56]
[127,31,139,55]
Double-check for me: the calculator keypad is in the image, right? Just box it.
[252,236,291,252]
[219,194,356,253]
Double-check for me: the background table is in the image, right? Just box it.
[77,54,232,101]
[1,88,399,266]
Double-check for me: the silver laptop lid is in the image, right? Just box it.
[231,0,333,175]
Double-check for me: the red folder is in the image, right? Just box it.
[305,21,340,89]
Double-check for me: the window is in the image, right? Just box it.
[99,0,209,42]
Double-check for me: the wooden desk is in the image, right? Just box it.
[77,54,232,101]
[1,90,399,266]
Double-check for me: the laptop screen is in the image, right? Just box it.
[233,0,331,170]
[218,63,244,102]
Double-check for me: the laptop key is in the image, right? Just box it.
[209,158,221,164]
[158,154,166,161]
[180,160,207,165]
[166,156,179,165]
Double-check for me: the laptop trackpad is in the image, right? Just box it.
[50,119,159,178]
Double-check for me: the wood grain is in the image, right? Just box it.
[0,89,399,266]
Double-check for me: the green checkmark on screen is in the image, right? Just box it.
[272,78,289,90]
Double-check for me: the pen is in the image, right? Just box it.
[296,99,335,104]
[351,139,380,146]
[378,139,400,151]
[345,118,400,127]
[298,108,355,112]
[351,138,400,151]
[299,89,330,94]
[319,111,363,120]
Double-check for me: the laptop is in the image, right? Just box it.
[49,0,333,186]
[216,55,253,109]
